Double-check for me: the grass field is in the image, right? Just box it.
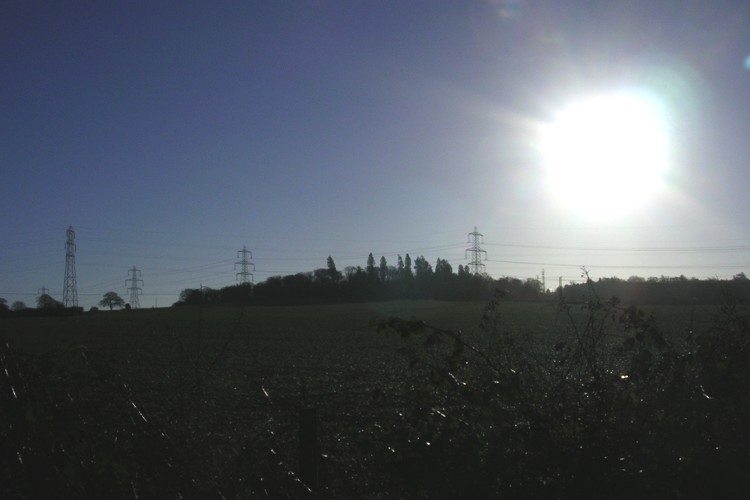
[1,299,719,354]
[0,299,739,498]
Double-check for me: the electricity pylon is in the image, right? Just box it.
[126,266,143,309]
[465,226,487,275]
[63,226,78,307]
[235,246,255,284]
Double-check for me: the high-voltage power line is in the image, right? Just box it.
[126,266,143,308]
[63,225,78,307]
[235,245,255,284]
[466,226,487,275]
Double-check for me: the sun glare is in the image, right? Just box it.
[541,92,669,218]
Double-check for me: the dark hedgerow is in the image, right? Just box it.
[377,283,750,498]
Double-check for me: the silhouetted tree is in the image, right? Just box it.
[220,283,254,305]
[343,266,358,280]
[174,287,220,306]
[311,265,339,301]
[400,253,415,297]
[37,294,62,309]
[366,253,377,278]
[312,268,329,284]
[11,301,27,311]
[414,256,433,298]
[282,273,313,301]
[386,265,399,281]
[99,291,125,310]
[203,287,221,303]
[343,266,368,301]
[413,256,432,278]
[0,298,8,312]
[253,276,283,302]
[434,258,455,299]
[177,288,203,305]
[379,256,388,282]
[327,256,341,283]
[435,258,452,276]
[404,254,413,277]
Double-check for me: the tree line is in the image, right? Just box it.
[173,254,500,306]
[0,294,84,317]
[561,273,750,305]
[4,261,750,315]
[172,254,750,307]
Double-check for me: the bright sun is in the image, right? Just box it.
[541,92,669,218]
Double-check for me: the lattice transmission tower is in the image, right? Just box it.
[126,266,143,309]
[63,225,78,307]
[465,226,487,275]
[235,246,255,284]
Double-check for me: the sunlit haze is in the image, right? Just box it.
[2,0,750,309]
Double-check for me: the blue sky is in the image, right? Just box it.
[3,0,750,309]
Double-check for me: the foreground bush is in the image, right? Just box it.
[377,283,750,498]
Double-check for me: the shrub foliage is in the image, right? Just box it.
[377,283,750,497]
